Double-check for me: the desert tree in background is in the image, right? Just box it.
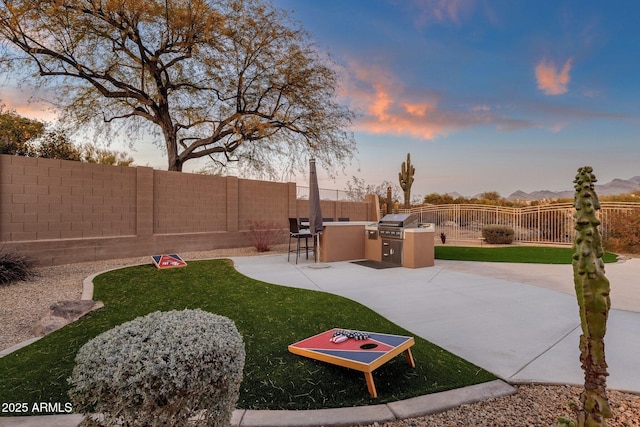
[0,103,45,155]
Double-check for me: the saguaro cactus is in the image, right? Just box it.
[571,166,612,426]
[399,153,415,208]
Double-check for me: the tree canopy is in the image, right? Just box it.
[0,0,355,175]
[35,130,82,160]
[0,103,45,155]
[82,144,135,166]
[0,104,135,163]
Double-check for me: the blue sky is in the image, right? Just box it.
[274,0,640,197]
[3,0,639,198]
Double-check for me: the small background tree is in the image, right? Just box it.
[0,106,134,164]
[603,210,640,255]
[82,144,135,166]
[34,130,81,160]
[0,103,45,155]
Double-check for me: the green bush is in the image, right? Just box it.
[68,309,245,427]
[482,224,515,244]
[0,249,36,286]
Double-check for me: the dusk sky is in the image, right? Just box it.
[3,0,639,198]
[276,0,640,198]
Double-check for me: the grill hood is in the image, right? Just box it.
[379,213,419,227]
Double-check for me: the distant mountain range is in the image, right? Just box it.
[506,176,640,201]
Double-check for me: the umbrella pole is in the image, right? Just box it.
[309,232,330,269]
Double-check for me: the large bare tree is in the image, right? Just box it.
[0,0,355,174]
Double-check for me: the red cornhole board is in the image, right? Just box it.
[288,328,415,398]
[151,254,187,269]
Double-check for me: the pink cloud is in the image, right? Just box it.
[370,84,394,120]
[535,58,573,95]
[341,60,446,139]
[340,59,533,139]
[403,102,434,117]
[550,122,569,133]
[1,87,58,121]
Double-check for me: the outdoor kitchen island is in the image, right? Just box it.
[317,216,435,268]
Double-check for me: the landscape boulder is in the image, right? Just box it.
[33,300,103,336]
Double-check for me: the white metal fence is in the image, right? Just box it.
[296,186,352,201]
[401,202,640,245]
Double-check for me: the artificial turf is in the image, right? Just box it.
[0,259,496,415]
[435,245,618,264]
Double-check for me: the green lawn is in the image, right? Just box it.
[0,259,496,415]
[435,245,618,264]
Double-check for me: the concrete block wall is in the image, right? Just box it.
[0,155,137,242]
[238,178,294,230]
[0,154,375,265]
[152,170,228,234]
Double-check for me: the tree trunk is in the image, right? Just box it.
[159,110,182,172]
[168,154,183,172]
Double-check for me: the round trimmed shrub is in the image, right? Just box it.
[482,224,515,244]
[68,309,245,427]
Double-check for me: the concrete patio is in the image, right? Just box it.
[231,254,640,393]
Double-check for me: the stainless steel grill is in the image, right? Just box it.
[378,214,419,240]
[378,213,419,265]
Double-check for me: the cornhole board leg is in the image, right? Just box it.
[364,372,377,398]
[405,348,416,368]
[362,348,413,398]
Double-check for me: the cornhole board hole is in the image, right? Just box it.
[288,328,415,398]
[151,254,187,269]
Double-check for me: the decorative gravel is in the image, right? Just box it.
[367,384,639,427]
[2,246,638,426]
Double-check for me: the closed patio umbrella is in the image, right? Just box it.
[308,158,328,267]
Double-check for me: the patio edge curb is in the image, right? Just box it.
[0,381,515,427]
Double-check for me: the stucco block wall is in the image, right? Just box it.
[1,155,136,242]
[153,170,228,234]
[1,154,376,265]
[238,178,293,229]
